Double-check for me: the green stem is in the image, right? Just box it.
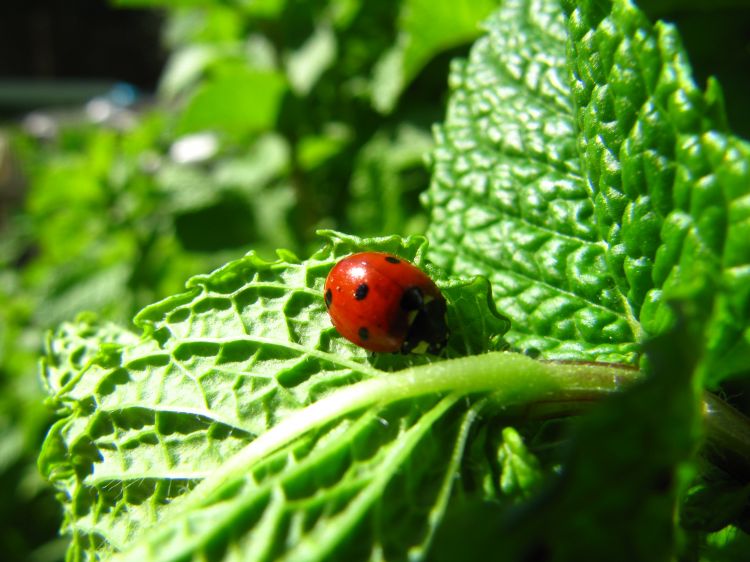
[116,353,750,558]
[115,350,750,559]
[115,351,641,560]
[161,352,641,514]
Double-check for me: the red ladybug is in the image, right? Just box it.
[324,252,449,354]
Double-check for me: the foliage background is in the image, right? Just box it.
[0,0,749,560]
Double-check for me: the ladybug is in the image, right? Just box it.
[324,252,449,354]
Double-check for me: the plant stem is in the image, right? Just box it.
[169,352,643,513]
[119,351,750,559]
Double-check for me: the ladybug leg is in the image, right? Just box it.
[427,340,446,354]
[399,287,449,355]
[412,299,449,355]
[400,338,415,354]
[401,322,432,354]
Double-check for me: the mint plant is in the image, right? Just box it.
[425,0,749,378]
[36,0,750,560]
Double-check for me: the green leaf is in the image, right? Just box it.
[39,231,521,560]
[495,426,543,499]
[347,124,433,236]
[424,0,750,379]
[702,526,750,562]
[40,313,141,399]
[284,22,337,96]
[531,312,705,561]
[40,229,650,561]
[178,68,287,135]
[372,0,498,113]
[158,44,230,101]
[115,0,287,14]
[33,0,750,560]
[162,6,245,49]
[297,123,352,171]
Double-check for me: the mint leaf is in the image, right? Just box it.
[424,0,750,378]
[41,229,646,560]
[347,125,433,236]
[110,395,473,562]
[284,21,337,96]
[35,1,750,560]
[371,0,499,113]
[703,526,750,562]
[178,68,287,135]
[495,427,543,499]
[39,231,516,559]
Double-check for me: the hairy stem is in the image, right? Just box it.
[142,352,642,520]
[116,351,750,558]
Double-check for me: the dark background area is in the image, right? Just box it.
[643,4,750,138]
[1,2,749,136]
[0,2,749,134]
[0,0,164,117]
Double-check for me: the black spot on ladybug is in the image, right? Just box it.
[358,327,369,341]
[385,256,400,264]
[354,283,369,300]
[400,286,423,311]
[325,289,333,308]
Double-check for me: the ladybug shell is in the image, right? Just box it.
[324,252,448,353]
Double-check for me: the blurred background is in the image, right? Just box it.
[0,1,748,560]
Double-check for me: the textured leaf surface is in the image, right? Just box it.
[424,0,750,377]
[39,232,510,560]
[37,1,750,560]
